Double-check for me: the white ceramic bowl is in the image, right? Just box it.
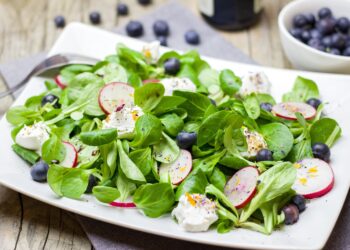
[278,0,350,74]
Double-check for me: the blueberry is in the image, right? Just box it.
[343,47,350,56]
[328,48,341,55]
[89,11,101,24]
[256,149,273,162]
[289,28,303,40]
[292,195,306,213]
[305,13,316,26]
[153,20,169,36]
[321,35,332,47]
[157,36,167,46]
[30,160,49,182]
[138,0,151,5]
[117,3,129,16]
[308,38,322,48]
[176,131,197,149]
[184,30,200,45]
[331,33,346,50]
[300,30,311,43]
[346,36,350,47]
[293,14,308,28]
[41,94,60,109]
[283,204,299,225]
[306,98,322,109]
[310,29,322,39]
[126,21,143,37]
[312,143,331,162]
[336,17,350,33]
[54,15,65,28]
[85,175,97,194]
[317,18,336,35]
[260,102,273,112]
[314,44,326,52]
[318,7,332,19]
[164,58,180,75]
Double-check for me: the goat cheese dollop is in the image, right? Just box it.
[15,121,50,151]
[239,72,271,96]
[242,127,268,158]
[142,41,160,64]
[172,193,218,232]
[160,77,197,96]
[102,104,144,137]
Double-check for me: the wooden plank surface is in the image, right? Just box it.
[0,0,292,249]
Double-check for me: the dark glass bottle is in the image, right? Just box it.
[198,0,262,31]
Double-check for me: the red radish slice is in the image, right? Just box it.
[142,79,159,84]
[98,82,134,114]
[272,102,316,120]
[292,158,334,199]
[60,142,78,168]
[110,201,136,208]
[159,149,192,185]
[54,75,67,89]
[224,166,259,209]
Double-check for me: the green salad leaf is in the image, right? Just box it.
[80,129,118,146]
[133,183,175,218]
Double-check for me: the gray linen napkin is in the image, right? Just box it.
[0,2,348,250]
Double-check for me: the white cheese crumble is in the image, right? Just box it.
[172,193,218,232]
[15,121,50,151]
[160,77,197,96]
[242,127,268,158]
[239,72,271,96]
[102,104,144,137]
[142,41,160,64]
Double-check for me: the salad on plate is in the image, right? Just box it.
[5,41,342,234]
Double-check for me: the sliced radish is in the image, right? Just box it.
[98,82,134,114]
[54,75,67,89]
[142,79,159,84]
[110,201,136,208]
[159,149,192,185]
[272,102,316,120]
[224,166,259,209]
[60,141,78,168]
[292,158,334,199]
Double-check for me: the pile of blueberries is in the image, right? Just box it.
[289,7,350,56]
[54,0,200,46]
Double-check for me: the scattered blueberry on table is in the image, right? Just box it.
[157,35,168,46]
[289,7,350,57]
[126,21,144,37]
[138,0,151,5]
[153,20,169,36]
[54,15,65,28]
[184,30,200,45]
[117,3,129,16]
[89,11,101,24]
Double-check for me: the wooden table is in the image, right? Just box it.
[0,0,292,249]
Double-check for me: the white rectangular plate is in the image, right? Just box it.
[0,23,349,250]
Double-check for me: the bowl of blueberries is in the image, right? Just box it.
[278,0,350,74]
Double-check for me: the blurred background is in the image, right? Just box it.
[0,0,291,67]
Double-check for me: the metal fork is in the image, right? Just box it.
[0,53,99,98]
